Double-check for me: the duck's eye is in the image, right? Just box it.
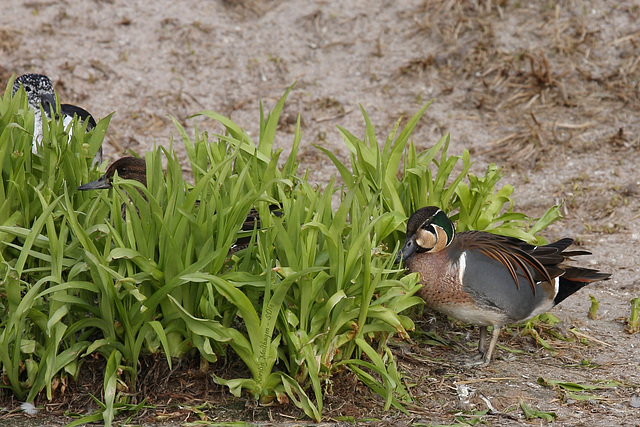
[24,86,32,93]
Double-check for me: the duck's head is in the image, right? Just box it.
[78,157,147,190]
[395,206,455,263]
[13,73,57,116]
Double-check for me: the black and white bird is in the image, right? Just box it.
[12,73,102,165]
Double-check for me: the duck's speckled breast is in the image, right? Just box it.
[408,249,474,308]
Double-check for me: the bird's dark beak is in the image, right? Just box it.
[39,93,57,116]
[395,236,417,264]
[78,174,111,191]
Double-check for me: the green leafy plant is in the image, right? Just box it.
[588,295,599,320]
[0,78,564,425]
[626,297,640,333]
[520,400,556,421]
[320,102,561,249]
[537,377,622,402]
[0,77,108,405]
[166,91,424,417]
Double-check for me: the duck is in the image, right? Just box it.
[78,156,146,191]
[78,156,279,252]
[396,206,611,367]
[12,73,102,165]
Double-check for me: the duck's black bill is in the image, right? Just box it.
[78,176,111,191]
[39,93,57,117]
[395,237,418,264]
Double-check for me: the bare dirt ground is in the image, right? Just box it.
[1,0,639,425]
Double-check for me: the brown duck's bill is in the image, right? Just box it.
[78,175,111,190]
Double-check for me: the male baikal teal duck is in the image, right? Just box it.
[396,206,611,367]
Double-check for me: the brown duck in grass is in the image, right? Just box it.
[78,157,146,190]
[78,156,280,252]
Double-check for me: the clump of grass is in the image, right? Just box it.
[0,80,561,425]
[520,400,556,421]
[0,76,108,404]
[322,101,560,245]
[626,297,640,333]
[588,295,599,320]
[537,377,623,402]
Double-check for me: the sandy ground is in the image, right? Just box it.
[1,0,639,425]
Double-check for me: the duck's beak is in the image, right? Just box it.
[78,174,111,190]
[39,93,57,117]
[395,236,417,264]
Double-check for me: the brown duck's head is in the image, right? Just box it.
[78,156,147,191]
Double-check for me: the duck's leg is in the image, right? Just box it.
[478,325,488,354]
[460,326,488,367]
[462,325,500,367]
[480,325,502,366]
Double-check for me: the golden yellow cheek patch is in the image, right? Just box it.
[433,226,450,252]
[416,228,437,250]
[416,225,449,252]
